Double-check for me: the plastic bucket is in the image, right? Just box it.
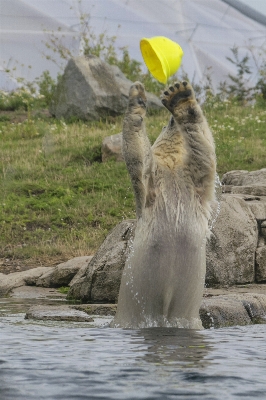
[140,36,183,84]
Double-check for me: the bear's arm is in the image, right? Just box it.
[178,102,216,204]
[122,111,153,218]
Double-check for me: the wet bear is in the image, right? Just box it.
[112,81,216,328]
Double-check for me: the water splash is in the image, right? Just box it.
[209,173,223,232]
[124,224,144,308]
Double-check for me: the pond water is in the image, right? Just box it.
[1,299,266,400]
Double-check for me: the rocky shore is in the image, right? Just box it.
[1,280,266,329]
[1,254,266,329]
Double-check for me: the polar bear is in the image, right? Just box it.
[111,81,216,329]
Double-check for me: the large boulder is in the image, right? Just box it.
[67,219,136,303]
[206,195,258,286]
[50,56,162,121]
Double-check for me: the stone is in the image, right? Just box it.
[25,305,93,322]
[245,198,266,221]
[200,295,251,328]
[36,256,91,288]
[231,185,266,197]
[206,194,258,286]
[202,293,266,328]
[69,256,93,287]
[67,219,136,303]
[50,56,162,121]
[0,267,53,296]
[238,293,266,323]
[72,304,117,316]
[222,168,266,186]
[102,133,123,162]
[255,246,266,282]
[200,293,266,328]
[225,193,266,221]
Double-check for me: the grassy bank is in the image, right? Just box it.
[0,100,265,266]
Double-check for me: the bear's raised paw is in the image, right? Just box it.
[161,81,195,114]
[127,82,147,115]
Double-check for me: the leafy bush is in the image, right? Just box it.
[0,89,34,111]
[35,71,59,107]
[218,46,266,104]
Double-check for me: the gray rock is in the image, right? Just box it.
[256,246,266,282]
[69,256,93,287]
[200,293,266,328]
[25,305,93,322]
[102,133,124,162]
[222,168,266,186]
[231,185,266,197]
[224,193,266,223]
[200,295,251,328]
[0,267,53,296]
[36,256,91,288]
[50,56,162,121]
[67,220,136,303]
[239,293,266,323]
[245,198,266,221]
[72,304,117,316]
[206,194,258,286]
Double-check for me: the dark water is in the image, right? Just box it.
[1,301,266,400]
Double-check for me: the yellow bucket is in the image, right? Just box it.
[140,36,183,84]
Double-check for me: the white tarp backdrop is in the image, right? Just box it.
[1,0,266,91]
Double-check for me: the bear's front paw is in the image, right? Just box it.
[161,81,195,114]
[127,82,147,115]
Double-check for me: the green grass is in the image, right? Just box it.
[0,99,265,265]
[204,98,266,173]
[58,286,70,294]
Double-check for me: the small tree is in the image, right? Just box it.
[220,46,253,102]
